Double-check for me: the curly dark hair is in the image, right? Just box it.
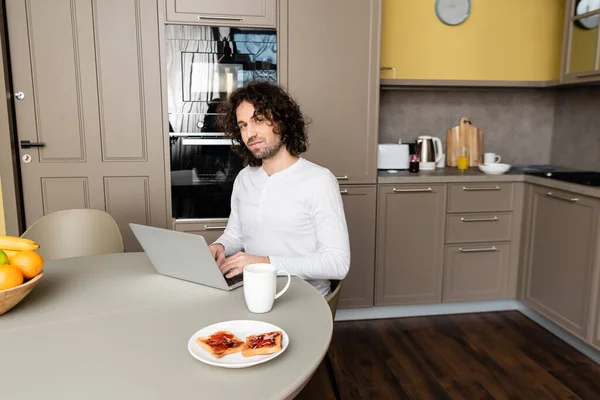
[216,80,308,167]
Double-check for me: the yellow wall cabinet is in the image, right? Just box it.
[561,0,600,84]
[380,0,566,86]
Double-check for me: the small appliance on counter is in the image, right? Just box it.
[415,135,443,171]
[446,117,483,167]
[377,140,410,172]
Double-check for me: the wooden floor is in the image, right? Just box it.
[297,311,600,400]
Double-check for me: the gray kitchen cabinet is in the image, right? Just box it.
[6,0,168,251]
[442,181,523,302]
[174,219,228,247]
[560,0,600,84]
[443,243,509,302]
[165,0,276,28]
[282,0,381,185]
[375,184,446,306]
[338,185,376,309]
[447,183,515,213]
[522,185,600,340]
[445,212,513,244]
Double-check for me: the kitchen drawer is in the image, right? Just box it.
[443,242,509,302]
[173,219,228,246]
[447,183,514,213]
[445,212,512,244]
[165,0,276,28]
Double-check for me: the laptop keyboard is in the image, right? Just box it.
[225,273,243,287]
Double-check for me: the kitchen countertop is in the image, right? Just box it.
[378,167,600,199]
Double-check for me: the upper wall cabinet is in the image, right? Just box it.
[561,0,600,84]
[165,0,276,28]
[282,0,381,184]
[380,0,565,86]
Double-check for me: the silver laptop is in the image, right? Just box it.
[129,223,243,291]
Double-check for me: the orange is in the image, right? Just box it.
[0,265,24,290]
[10,250,44,279]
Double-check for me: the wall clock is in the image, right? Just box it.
[575,0,600,29]
[435,0,471,26]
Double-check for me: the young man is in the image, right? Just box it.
[208,81,350,296]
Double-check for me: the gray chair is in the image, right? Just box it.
[324,279,343,400]
[21,209,124,260]
[325,279,343,320]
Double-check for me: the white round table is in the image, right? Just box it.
[0,253,333,400]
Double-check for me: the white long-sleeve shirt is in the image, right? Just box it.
[213,157,351,296]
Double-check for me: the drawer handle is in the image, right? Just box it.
[546,192,579,203]
[335,175,349,180]
[460,216,499,222]
[462,186,501,191]
[392,187,432,193]
[459,246,497,253]
[340,189,348,194]
[204,225,227,230]
[197,15,245,21]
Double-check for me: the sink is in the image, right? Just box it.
[525,171,600,187]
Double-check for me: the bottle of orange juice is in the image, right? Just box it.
[457,146,469,171]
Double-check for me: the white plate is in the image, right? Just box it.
[187,320,289,368]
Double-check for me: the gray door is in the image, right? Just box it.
[523,185,599,338]
[6,0,167,250]
[375,184,447,306]
[338,185,376,309]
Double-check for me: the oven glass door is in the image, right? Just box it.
[170,136,244,219]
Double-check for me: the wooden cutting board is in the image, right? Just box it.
[446,117,483,167]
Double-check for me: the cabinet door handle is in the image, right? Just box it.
[462,186,500,191]
[204,225,227,230]
[335,175,348,180]
[460,216,499,222]
[392,187,432,193]
[340,189,349,194]
[459,246,497,253]
[380,66,396,78]
[546,192,579,203]
[197,15,244,21]
[575,71,600,78]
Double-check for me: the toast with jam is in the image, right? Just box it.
[242,331,283,357]
[196,330,244,358]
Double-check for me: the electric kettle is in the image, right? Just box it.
[416,135,443,170]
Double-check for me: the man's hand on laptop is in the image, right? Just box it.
[208,243,226,267]
[219,252,270,278]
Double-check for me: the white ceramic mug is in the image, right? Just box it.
[243,263,291,313]
[484,153,501,164]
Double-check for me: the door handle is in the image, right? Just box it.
[20,140,45,149]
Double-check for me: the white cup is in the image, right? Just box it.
[243,263,291,313]
[483,153,501,165]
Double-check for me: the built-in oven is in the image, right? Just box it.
[165,24,277,221]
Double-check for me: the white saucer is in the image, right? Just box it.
[187,320,289,369]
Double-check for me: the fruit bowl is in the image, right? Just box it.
[478,163,511,175]
[0,272,43,316]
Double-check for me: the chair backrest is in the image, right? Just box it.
[21,209,124,260]
[325,280,343,320]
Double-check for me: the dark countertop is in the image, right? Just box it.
[377,166,600,199]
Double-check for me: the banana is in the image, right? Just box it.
[1,249,20,258]
[0,236,39,252]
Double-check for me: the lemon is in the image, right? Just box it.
[0,249,8,265]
